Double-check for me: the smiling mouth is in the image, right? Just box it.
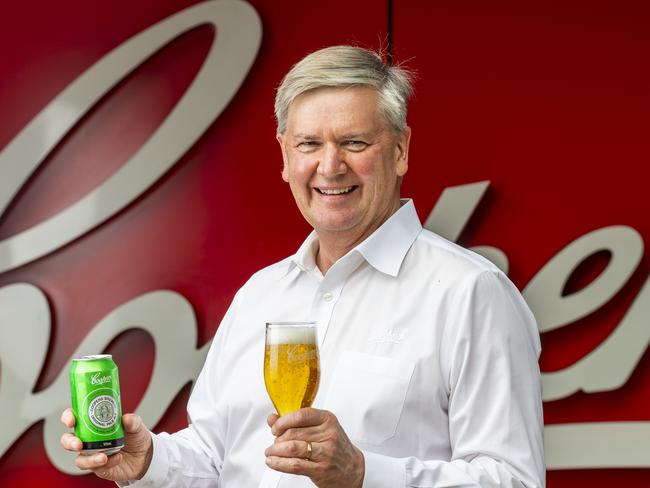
[316,186,358,195]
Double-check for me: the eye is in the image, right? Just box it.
[296,141,320,152]
[343,140,369,151]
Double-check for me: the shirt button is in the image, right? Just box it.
[323,292,333,302]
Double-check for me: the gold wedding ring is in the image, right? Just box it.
[305,441,313,461]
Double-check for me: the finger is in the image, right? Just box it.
[100,452,123,470]
[122,413,142,434]
[274,425,323,443]
[60,408,76,428]
[267,413,279,428]
[75,452,109,471]
[60,433,82,452]
[265,440,313,459]
[266,455,318,477]
[271,408,326,436]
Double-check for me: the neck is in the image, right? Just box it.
[315,199,402,274]
[315,236,359,274]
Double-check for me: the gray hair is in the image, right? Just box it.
[274,45,414,133]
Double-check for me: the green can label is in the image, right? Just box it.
[69,355,124,454]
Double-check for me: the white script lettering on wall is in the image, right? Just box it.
[427,181,650,469]
[0,0,261,274]
[0,0,648,471]
[0,0,261,475]
[2,178,648,472]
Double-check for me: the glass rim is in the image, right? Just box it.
[265,321,317,327]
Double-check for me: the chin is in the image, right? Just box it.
[318,221,359,234]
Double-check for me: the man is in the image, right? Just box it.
[61,45,545,487]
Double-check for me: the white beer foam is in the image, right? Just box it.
[267,326,317,345]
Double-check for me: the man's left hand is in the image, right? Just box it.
[265,408,364,488]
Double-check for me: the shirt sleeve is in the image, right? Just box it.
[362,270,545,488]
[120,288,244,487]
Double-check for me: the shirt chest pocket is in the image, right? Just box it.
[323,351,415,446]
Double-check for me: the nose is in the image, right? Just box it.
[316,144,347,177]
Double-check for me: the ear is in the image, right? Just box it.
[395,126,411,177]
[276,133,289,182]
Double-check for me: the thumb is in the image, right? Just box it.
[122,414,145,435]
[267,413,279,428]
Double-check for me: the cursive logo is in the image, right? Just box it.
[426,181,650,470]
[0,0,262,274]
[0,0,261,476]
[0,3,648,476]
[90,373,112,386]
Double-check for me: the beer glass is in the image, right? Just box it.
[264,322,320,416]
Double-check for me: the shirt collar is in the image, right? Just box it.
[355,199,422,277]
[291,231,320,274]
[286,199,422,278]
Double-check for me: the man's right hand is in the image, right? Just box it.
[60,408,153,482]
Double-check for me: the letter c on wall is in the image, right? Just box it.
[0,0,261,274]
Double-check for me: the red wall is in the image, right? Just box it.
[0,1,649,486]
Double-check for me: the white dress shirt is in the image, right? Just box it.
[127,199,544,488]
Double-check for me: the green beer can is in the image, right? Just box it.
[69,354,125,454]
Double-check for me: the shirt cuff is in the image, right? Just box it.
[361,449,405,488]
[117,432,170,487]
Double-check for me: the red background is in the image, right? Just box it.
[1,0,649,486]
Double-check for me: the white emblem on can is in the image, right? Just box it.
[88,395,118,429]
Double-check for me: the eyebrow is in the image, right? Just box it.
[339,132,375,140]
[293,133,320,140]
[292,131,377,140]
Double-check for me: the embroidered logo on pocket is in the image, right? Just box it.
[367,328,405,344]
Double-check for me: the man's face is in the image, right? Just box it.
[277,86,410,243]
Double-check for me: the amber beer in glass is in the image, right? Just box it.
[264,322,320,416]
